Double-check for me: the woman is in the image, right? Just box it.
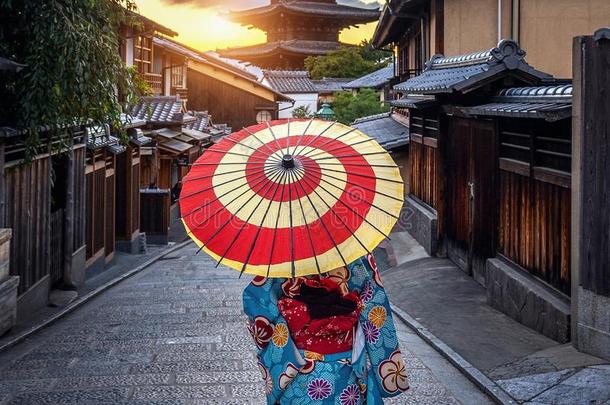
[243,254,409,404]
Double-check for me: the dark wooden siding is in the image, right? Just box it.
[115,147,141,241]
[497,119,572,295]
[187,69,278,130]
[409,111,441,211]
[73,147,86,250]
[141,191,170,237]
[499,171,570,294]
[4,157,51,294]
[575,34,610,297]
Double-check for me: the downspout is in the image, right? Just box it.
[498,0,502,43]
[511,0,520,43]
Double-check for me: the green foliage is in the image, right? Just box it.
[359,39,393,65]
[331,88,389,125]
[291,105,312,119]
[0,0,140,157]
[304,39,392,80]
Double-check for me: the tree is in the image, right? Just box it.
[331,89,390,125]
[0,0,140,157]
[305,47,378,80]
[304,40,392,80]
[291,105,312,119]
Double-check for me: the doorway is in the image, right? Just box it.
[445,117,498,285]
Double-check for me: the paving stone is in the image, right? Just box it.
[52,373,172,389]
[132,385,225,399]
[131,360,241,374]
[8,387,129,404]
[175,371,260,384]
[497,369,576,402]
[229,383,266,398]
[530,383,610,404]
[0,244,480,405]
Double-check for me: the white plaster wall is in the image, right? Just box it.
[278,93,319,119]
[125,38,134,67]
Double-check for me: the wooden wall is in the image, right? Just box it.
[187,69,278,130]
[408,111,443,231]
[115,147,141,241]
[497,118,572,294]
[499,171,571,294]
[4,156,51,294]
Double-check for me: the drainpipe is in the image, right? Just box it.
[511,0,520,43]
[498,0,502,43]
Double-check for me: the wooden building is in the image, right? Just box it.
[152,36,293,130]
[219,0,380,69]
[372,0,610,81]
[0,127,87,315]
[388,39,578,342]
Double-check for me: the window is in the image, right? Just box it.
[256,110,272,124]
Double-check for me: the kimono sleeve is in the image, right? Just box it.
[352,255,410,399]
[242,277,305,404]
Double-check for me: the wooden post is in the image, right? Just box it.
[63,135,75,288]
[572,28,610,360]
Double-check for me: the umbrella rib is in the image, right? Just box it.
[215,169,284,268]
[266,169,289,278]
[290,169,322,275]
[287,169,296,278]
[181,161,280,184]
[307,162,399,169]
[305,138,377,159]
[299,173,393,240]
[297,174,373,256]
[202,149,278,162]
[238,170,288,276]
[195,168,282,256]
[291,170,348,269]
[289,118,314,157]
[242,126,281,157]
[309,152,390,161]
[306,167,403,203]
[292,120,337,157]
[298,128,358,158]
[178,164,273,202]
[181,167,279,222]
[221,134,281,161]
[301,160,403,185]
[266,121,286,157]
[297,163,400,220]
[179,168,263,202]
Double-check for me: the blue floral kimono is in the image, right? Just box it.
[243,254,409,404]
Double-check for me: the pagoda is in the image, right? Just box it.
[219,0,380,69]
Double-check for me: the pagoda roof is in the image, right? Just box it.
[219,40,342,59]
[228,1,380,28]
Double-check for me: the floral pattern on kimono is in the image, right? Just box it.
[243,255,410,404]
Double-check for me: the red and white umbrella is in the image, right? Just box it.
[179,119,404,278]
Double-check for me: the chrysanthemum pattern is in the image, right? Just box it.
[368,306,387,329]
[362,320,380,344]
[340,384,361,405]
[272,322,289,347]
[307,378,333,400]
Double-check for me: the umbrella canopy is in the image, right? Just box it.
[179,119,404,278]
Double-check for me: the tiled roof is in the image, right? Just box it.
[220,40,341,58]
[312,78,353,93]
[183,111,210,132]
[85,125,121,151]
[352,113,409,150]
[128,128,152,146]
[459,84,573,122]
[157,138,194,155]
[263,70,317,94]
[394,40,551,95]
[130,96,187,125]
[344,63,395,89]
[120,113,146,129]
[390,95,437,109]
[229,2,379,23]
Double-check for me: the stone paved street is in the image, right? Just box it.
[0,244,492,404]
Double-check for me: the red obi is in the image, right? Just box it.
[278,277,361,354]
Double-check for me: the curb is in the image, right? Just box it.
[0,240,192,354]
[390,304,516,405]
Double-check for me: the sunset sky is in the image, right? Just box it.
[135,0,384,52]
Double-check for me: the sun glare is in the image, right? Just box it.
[135,0,379,52]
